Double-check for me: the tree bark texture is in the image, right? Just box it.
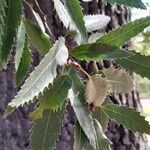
[0,0,149,150]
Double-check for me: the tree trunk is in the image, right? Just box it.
[0,0,149,150]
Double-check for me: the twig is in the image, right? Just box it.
[67,58,91,79]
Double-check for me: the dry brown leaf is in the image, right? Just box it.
[103,68,134,93]
[85,74,108,107]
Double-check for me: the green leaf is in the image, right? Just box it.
[0,0,7,44]
[15,21,31,86]
[93,119,111,150]
[24,20,52,55]
[30,75,72,120]
[93,107,109,131]
[74,118,111,150]
[69,69,97,149]
[0,0,7,12]
[16,36,31,86]
[15,21,26,71]
[74,121,94,150]
[104,0,146,9]
[102,104,150,135]
[24,1,46,33]
[72,16,150,57]
[69,88,97,149]
[70,43,132,61]
[4,106,15,117]
[53,0,87,44]
[30,110,63,150]
[65,0,87,41]
[97,17,150,48]
[85,74,108,107]
[69,68,84,91]
[102,68,133,93]
[6,37,68,114]
[0,0,21,69]
[116,53,150,79]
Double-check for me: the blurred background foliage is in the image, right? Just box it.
[131,0,150,99]
[132,30,150,99]
[131,0,150,144]
[132,29,150,145]
[132,31,150,56]
[132,29,150,99]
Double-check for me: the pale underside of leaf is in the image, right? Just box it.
[53,0,87,45]
[93,119,111,150]
[15,21,26,71]
[88,32,103,44]
[53,0,110,44]
[74,119,111,150]
[84,15,110,32]
[16,36,31,86]
[32,9,46,33]
[68,88,97,149]
[68,69,98,149]
[7,37,68,110]
[85,74,108,107]
[74,121,94,150]
[64,0,87,43]
[102,68,134,93]
[23,1,47,35]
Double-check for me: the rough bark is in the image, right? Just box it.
[0,0,149,150]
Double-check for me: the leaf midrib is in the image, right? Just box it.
[15,50,55,103]
[99,18,150,46]
[123,57,150,69]
[66,0,86,38]
[108,79,129,86]
[103,106,147,132]
[53,76,67,97]
[79,125,81,149]
[71,47,129,56]
[41,111,51,150]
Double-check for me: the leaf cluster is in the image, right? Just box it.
[1,0,150,150]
